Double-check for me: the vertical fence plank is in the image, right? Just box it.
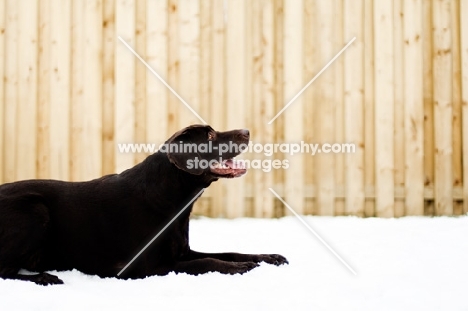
[226,0,246,218]
[283,0,304,214]
[197,0,211,124]
[72,0,102,181]
[251,0,263,217]
[451,0,463,214]
[71,0,83,181]
[209,0,226,217]
[334,0,345,216]
[364,0,375,216]
[37,0,51,179]
[244,0,253,217]
[16,0,38,180]
[134,0,146,164]
[248,0,274,218]
[0,0,4,183]
[344,0,365,216]
[199,0,210,124]
[461,0,468,214]
[3,0,17,183]
[102,0,115,175]
[433,0,453,215]
[303,0,315,215]
[260,0,275,217]
[179,0,202,215]
[403,0,424,215]
[393,0,405,217]
[200,0,211,124]
[315,0,334,216]
[178,0,200,127]
[374,0,394,217]
[49,0,71,180]
[83,0,102,179]
[422,0,435,214]
[273,0,285,216]
[198,0,212,215]
[115,0,135,173]
[146,0,168,146]
[210,0,226,132]
[167,0,179,134]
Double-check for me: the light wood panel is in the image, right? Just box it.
[83,0,102,179]
[393,0,405,217]
[102,0,115,175]
[49,0,71,180]
[134,0,147,165]
[0,0,4,183]
[403,0,424,215]
[16,0,38,181]
[461,0,468,214]
[451,0,463,215]
[209,0,226,217]
[167,0,179,135]
[259,0,275,217]
[0,0,466,217]
[37,0,51,179]
[423,0,435,215]
[283,0,304,214]
[115,0,135,174]
[344,0,365,216]
[315,0,336,216]
[4,0,19,183]
[225,0,246,218]
[432,0,453,215]
[374,0,395,217]
[364,0,376,216]
[178,0,201,127]
[334,0,345,216]
[303,0,316,215]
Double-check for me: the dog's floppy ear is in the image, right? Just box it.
[164,128,204,175]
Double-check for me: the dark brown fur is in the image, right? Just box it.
[0,125,287,285]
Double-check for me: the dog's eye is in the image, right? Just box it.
[208,132,215,140]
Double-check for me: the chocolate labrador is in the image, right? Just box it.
[0,125,288,285]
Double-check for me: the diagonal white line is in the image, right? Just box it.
[117,188,205,277]
[268,37,356,125]
[117,36,208,125]
[268,188,357,275]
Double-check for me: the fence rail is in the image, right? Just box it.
[0,0,467,217]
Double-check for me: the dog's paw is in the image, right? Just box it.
[257,254,289,266]
[228,262,259,275]
[32,273,64,286]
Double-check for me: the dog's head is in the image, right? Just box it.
[162,125,249,179]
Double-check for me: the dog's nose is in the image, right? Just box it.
[240,129,249,138]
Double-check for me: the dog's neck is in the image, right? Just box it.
[119,152,215,208]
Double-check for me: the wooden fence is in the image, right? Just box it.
[0,0,467,217]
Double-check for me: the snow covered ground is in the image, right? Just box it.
[1,216,467,310]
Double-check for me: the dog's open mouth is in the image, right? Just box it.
[210,158,247,178]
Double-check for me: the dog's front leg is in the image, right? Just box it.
[172,258,258,275]
[184,250,288,266]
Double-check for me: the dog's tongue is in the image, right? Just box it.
[224,159,246,169]
[224,159,235,168]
